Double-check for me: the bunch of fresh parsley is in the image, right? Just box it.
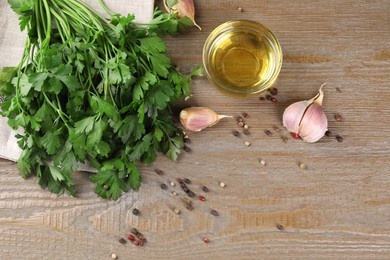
[0,0,202,199]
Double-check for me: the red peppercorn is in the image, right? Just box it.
[134,240,140,246]
[127,234,135,241]
[138,241,144,246]
[199,195,206,201]
[292,133,299,139]
[203,238,209,243]
[176,178,183,183]
[271,97,277,103]
[242,112,249,118]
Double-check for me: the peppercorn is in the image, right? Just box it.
[242,112,249,118]
[244,141,251,147]
[171,191,178,196]
[184,178,192,184]
[219,182,226,188]
[170,181,175,187]
[199,195,206,201]
[127,234,135,241]
[132,208,140,216]
[160,183,168,190]
[184,137,191,144]
[276,223,284,231]
[281,136,288,143]
[325,130,332,137]
[184,146,192,152]
[130,228,139,235]
[210,209,219,216]
[173,208,181,214]
[232,130,240,137]
[243,124,249,129]
[266,94,272,101]
[111,253,117,259]
[292,133,299,139]
[273,125,281,132]
[243,129,251,136]
[336,135,344,142]
[118,238,127,244]
[103,184,109,190]
[270,87,278,96]
[299,163,306,170]
[335,113,343,122]
[154,168,164,175]
[187,191,196,198]
[176,178,183,183]
[202,186,209,193]
[271,97,277,103]
[133,240,140,246]
[186,204,194,210]
[259,159,266,166]
[203,237,210,243]
[259,96,266,101]
[264,130,272,136]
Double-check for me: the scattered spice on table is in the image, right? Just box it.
[325,130,332,137]
[270,87,278,96]
[243,129,251,136]
[245,141,251,147]
[118,238,127,244]
[202,186,209,193]
[219,182,226,188]
[238,7,243,12]
[334,113,343,122]
[264,130,273,136]
[232,130,241,137]
[259,159,266,166]
[281,135,289,143]
[155,168,164,176]
[203,237,210,243]
[259,96,266,101]
[173,208,181,214]
[184,178,192,184]
[271,97,277,103]
[199,195,206,201]
[210,209,219,216]
[276,223,284,231]
[336,135,344,142]
[111,253,118,259]
[103,184,109,190]
[184,145,192,152]
[299,163,306,170]
[336,87,342,93]
[273,125,281,133]
[160,183,168,190]
[127,234,135,241]
[170,181,175,187]
[132,208,140,216]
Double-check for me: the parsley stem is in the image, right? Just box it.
[97,0,115,17]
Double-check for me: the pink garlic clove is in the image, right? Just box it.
[298,103,328,143]
[164,0,201,30]
[282,100,310,134]
[180,107,230,132]
[282,83,328,143]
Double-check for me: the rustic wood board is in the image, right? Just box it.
[1,0,390,259]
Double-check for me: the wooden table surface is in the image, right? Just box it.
[1,0,390,259]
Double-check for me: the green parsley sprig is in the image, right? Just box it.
[0,0,203,199]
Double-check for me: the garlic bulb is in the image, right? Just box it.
[180,107,231,131]
[164,0,201,30]
[282,84,328,143]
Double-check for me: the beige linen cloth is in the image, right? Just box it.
[0,0,154,170]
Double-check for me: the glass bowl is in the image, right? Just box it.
[202,20,283,98]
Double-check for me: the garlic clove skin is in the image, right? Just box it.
[180,107,230,132]
[164,0,201,30]
[282,100,310,134]
[298,103,328,143]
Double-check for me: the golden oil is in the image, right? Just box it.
[203,20,282,98]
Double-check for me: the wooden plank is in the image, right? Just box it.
[1,0,390,259]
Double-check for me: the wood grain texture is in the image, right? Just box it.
[1,0,390,259]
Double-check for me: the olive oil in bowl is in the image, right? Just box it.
[203,20,282,98]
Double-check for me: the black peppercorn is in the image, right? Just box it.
[132,208,140,216]
[202,186,209,193]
